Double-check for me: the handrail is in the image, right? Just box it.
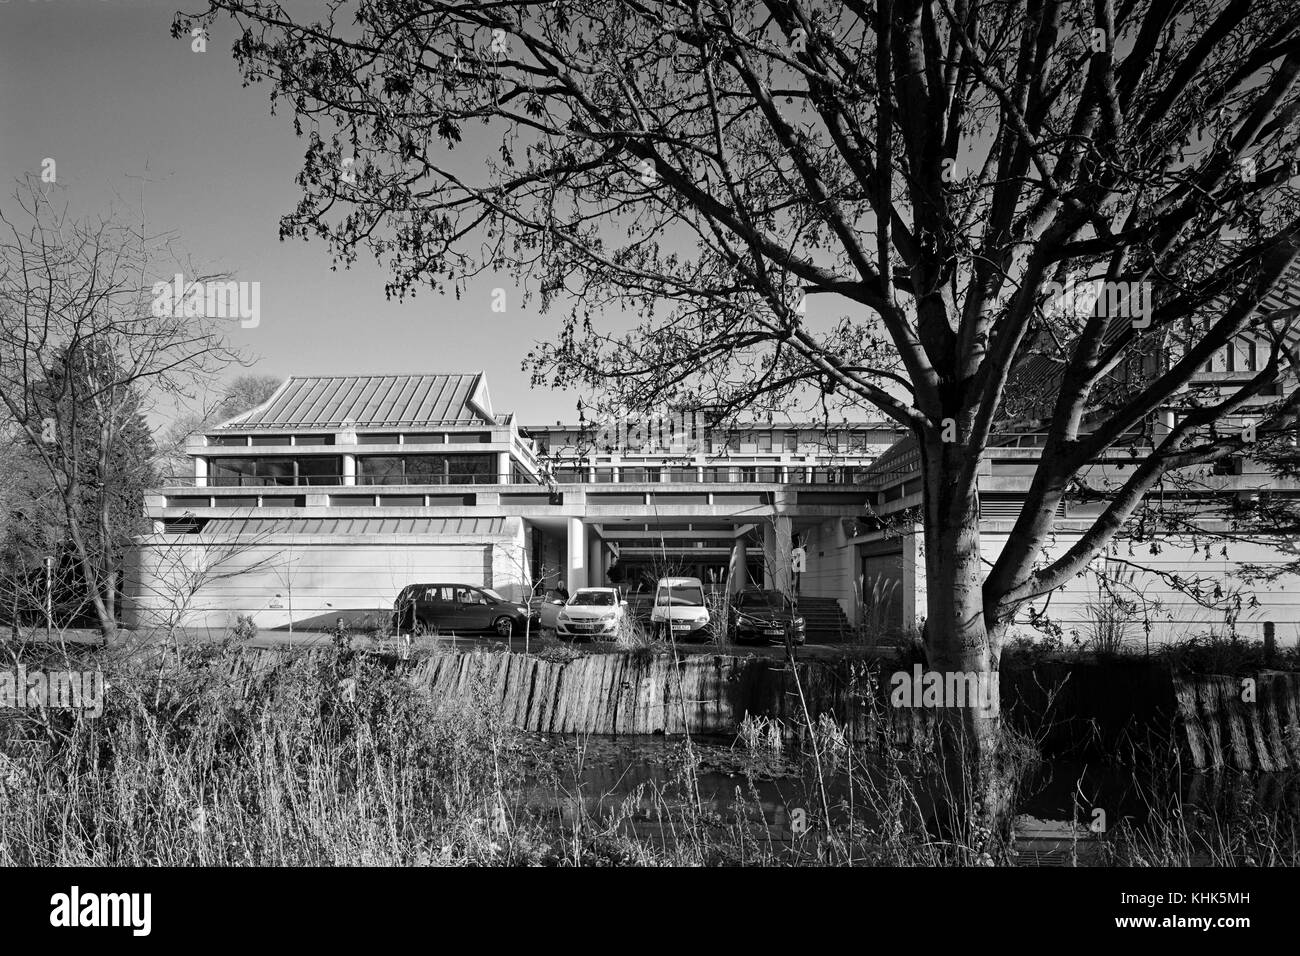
[155,465,886,489]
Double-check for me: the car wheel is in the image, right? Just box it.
[493,616,515,638]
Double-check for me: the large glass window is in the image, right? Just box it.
[209,457,341,486]
[357,454,495,484]
[297,457,341,485]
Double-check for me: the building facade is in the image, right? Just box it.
[124,373,904,632]
[125,364,1300,644]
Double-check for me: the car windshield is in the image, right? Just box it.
[656,585,705,607]
[570,590,616,606]
[741,592,790,610]
[481,588,505,602]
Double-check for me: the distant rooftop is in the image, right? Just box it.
[218,374,497,429]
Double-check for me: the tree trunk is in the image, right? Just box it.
[920,437,1014,857]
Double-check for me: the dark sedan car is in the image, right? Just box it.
[728,589,807,645]
[392,584,537,637]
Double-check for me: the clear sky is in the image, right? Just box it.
[0,0,582,425]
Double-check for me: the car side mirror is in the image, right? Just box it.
[551,599,564,605]
[620,600,628,606]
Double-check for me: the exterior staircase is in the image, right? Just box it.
[793,596,853,643]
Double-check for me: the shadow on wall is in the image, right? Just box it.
[266,608,392,632]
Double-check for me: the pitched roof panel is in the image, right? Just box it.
[219,374,496,429]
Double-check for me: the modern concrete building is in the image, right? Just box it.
[124,373,905,632]
[125,351,1300,644]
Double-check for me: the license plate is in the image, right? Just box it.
[671,624,691,631]
[764,628,784,635]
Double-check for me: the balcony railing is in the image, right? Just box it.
[158,465,882,489]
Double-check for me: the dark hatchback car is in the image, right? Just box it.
[729,589,807,645]
[392,584,536,637]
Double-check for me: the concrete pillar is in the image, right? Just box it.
[194,456,208,488]
[729,538,749,592]
[497,451,511,484]
[587,536,603,587]
[567,517,587,592]
[764,516,793,596]
[342,453,357,486]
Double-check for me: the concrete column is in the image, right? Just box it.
[567,518,587,592]
[342,453,357,486]
[764,516,793,596]
[587,536,603,587]
[194,456,208,488]
[729,538,749,592]
[497,451,511,484]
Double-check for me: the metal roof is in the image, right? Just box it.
[199,517,510,536]
[218,374,497,429]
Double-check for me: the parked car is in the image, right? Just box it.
[729,589,806,645]
[392,584,536,637]
[649,576,711,641]
[527,588,569,630]
[555,587,627,641]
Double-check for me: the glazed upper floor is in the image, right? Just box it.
[173,372,908,488]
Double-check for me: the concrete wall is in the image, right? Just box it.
[904,527,1300,645]
[124,520,528,630]
[798,518,856,618]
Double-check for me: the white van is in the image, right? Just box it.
[650,576,711,641]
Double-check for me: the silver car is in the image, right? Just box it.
[555,587,626,641]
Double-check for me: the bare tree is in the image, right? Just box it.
[0,178,239,640]
[178,0,1300,830]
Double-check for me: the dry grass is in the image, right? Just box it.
[0,634,1295,866]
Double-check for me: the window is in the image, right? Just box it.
[783,431,799,452]
[297,457,341,485]
[756,432,773,452]
[571,590,616,606]
[358,454,494,484]
[655,584,704,606]
[210,457,297,486]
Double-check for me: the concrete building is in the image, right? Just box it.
[125,352,1300,644]
[124,373,905,632]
